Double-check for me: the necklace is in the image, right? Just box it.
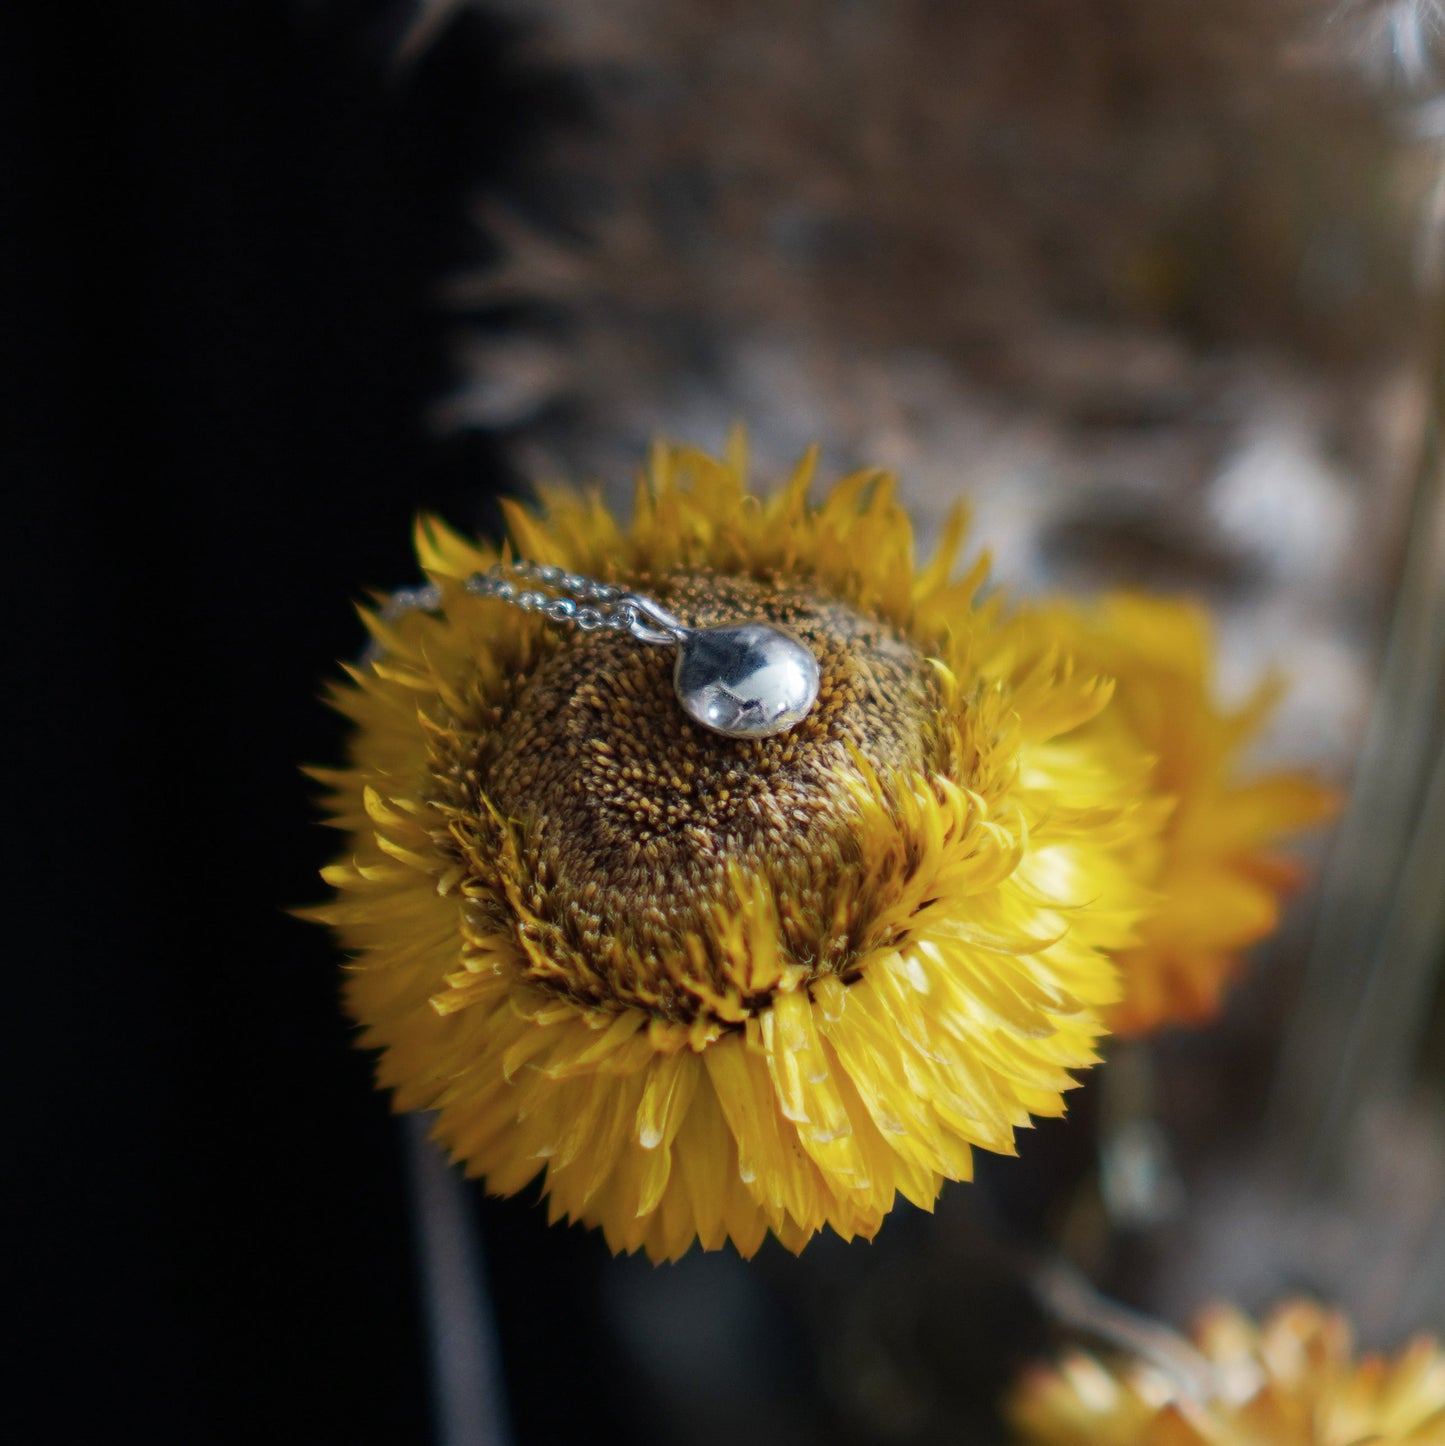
[380,561,821,740]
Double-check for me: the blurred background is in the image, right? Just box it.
[6,2,1443,1441]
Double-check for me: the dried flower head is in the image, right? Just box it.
[1013,595,1336,1035]
[1009,1299,1445,1444]
[308,440,1313,1259]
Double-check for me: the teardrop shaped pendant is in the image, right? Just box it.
[607,594,820,738]
[672,622,820,737]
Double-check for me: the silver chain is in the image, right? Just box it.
[463,561,643,635]
[376,561,685,647]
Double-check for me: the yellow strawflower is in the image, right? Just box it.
[308,439,1317,1259]
[1009,1299,1445,1445]
[1009,596,1335,1035]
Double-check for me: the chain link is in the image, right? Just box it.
[379,583,441,622]
[464,561,643,635]
[372,560,682,647]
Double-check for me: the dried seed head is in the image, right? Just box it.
[437,570,942,1022]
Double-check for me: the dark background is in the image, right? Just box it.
[1,5,640,1440]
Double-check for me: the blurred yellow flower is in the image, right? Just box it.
[308,438,1320,1259]
[1014,597,1336,1036]
[1009,1299,1445,1445]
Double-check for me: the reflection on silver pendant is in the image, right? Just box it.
[672,622,820,739]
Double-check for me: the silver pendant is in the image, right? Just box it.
[624,598,821,739]
[674,623,821,739]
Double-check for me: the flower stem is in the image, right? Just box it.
[405,1114,513,1446]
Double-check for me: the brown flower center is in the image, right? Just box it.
[447,571,943,1021]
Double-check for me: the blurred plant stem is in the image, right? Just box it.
[406,1114,513,1446]
[1099,1043,1183,1233]
[1029,1257,1214,1400]
[1269,146,1445,1216]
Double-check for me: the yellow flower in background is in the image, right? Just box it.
[307,438,1319,1259]
[1015,597,1336,1036]
[1009,1299,1445,1445]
